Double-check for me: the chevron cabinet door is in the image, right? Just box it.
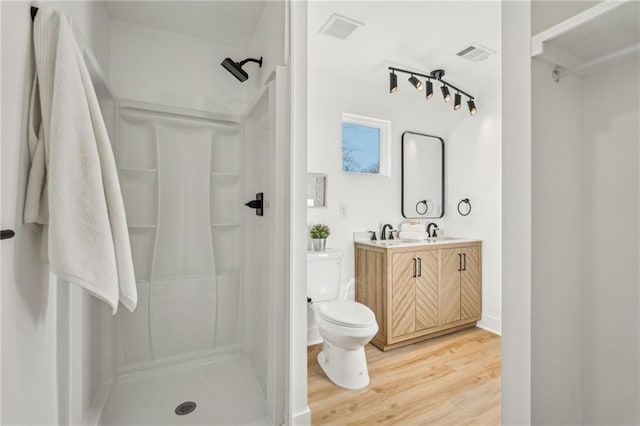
[415,250,438,331]
[439,248,462,325]
[390,252,417,338]
[461,246,482,321]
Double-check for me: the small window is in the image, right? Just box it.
[341,113,390,176]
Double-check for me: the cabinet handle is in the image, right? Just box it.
[458,253,462,271]
[463,253,467,271]
[417,257,422,277]
[413,258,417,277]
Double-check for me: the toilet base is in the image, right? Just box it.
[317,341,370,390]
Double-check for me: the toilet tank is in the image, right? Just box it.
[307,248,343,302]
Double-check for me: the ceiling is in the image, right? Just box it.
[308,1,501,96]
[105,1,501,95]
[105,1,266,49]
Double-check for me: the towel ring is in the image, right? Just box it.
[457,198,471,216]
[415,200,432,216]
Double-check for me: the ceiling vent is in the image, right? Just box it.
[319,14,363,40]
[456,43,493,62]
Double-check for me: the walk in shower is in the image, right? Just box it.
[1,2,288,425]
[100,87,285,425]
[100,4,288,424]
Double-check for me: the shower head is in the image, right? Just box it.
[220,56,263,82]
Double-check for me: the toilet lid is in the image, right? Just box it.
[317,301,376,328]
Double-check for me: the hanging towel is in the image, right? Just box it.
[24,8,137,314]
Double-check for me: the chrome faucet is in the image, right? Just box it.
[381,224,394,240]
[426,223,439,238]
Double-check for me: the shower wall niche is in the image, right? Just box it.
[115,101,243,371]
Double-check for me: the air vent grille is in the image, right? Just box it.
[319,14,364,40]
[456,43,493,62]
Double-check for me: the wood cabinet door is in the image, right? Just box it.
[415,250,438,331]
[390,252,416,338]
[461,246,481,320]
[439,248,461,325]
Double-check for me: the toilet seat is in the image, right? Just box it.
[317,300,376,328]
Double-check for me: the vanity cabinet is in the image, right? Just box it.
[355,241,481,351]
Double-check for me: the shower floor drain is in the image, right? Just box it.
[175,401,197,416]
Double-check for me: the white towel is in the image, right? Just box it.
[398,231,428,241]
[25,9,137,314]
[400,223,425,232]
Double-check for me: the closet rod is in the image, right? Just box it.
[31,6,38,21]
[553,44,640,82]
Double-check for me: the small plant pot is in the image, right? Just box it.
[312,238,326,251]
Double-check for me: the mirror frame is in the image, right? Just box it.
[401,131,445,219]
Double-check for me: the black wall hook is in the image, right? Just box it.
[1,230,16,240]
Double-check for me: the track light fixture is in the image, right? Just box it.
[425,80,433,99]
[441,85,451,102]
[408,75,423,90]
[390,71,398,93]
[387,67,477,116]
[468,99,477,115]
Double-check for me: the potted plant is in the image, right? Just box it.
[310,224,330,251]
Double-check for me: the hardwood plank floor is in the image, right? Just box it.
[308,327,501,425]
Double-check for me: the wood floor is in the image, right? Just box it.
[307,327,501,425]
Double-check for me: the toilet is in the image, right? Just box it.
[307,248,378,390]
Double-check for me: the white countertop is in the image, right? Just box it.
[355,237,482,249]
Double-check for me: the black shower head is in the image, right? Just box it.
[220,57,263,83]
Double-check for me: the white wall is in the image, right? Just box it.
[1,2,112,424]
[501,1,532,424]
[531,61,583,424]
[580,60,639,425]
[532,58,640,425]
[247,1,287,98]
[110,19,247,116]
[306,65,502,334]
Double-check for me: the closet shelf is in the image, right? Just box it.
[532,0,640,80]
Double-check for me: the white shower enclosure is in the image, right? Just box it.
[96,77,287,426]
[50,4,290,426]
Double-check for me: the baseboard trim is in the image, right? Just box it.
[291,407,311,425]
[307,326,322,346]
[477,314,502,335]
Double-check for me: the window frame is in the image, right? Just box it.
[341,113,391,177]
